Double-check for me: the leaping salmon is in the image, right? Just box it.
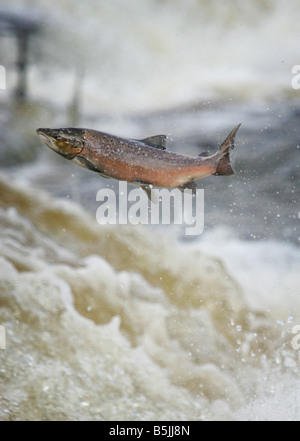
[36,124,241,200]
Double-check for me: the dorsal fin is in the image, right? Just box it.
[140,135,167,150]
[198,151,210,157]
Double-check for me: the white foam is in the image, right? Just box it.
[193,227,300,317]
[1,163,299,421]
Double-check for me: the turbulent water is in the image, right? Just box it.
[0,174,299,421]
[0,0,300,421]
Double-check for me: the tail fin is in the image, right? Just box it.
[213,124,241,176]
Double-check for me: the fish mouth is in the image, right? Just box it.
[37,129,58,152]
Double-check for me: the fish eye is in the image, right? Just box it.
[55,135,84,151]
[73,139,84,149]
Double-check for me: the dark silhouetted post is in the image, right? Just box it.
[0,10,41,101]
[15,31,29,100]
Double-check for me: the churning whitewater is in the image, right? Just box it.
[0,173,299,421]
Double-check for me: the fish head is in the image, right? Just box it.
[37,128,85,159]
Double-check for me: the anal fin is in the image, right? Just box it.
[178,181,197,193]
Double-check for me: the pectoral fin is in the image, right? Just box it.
[74,156,110,178]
